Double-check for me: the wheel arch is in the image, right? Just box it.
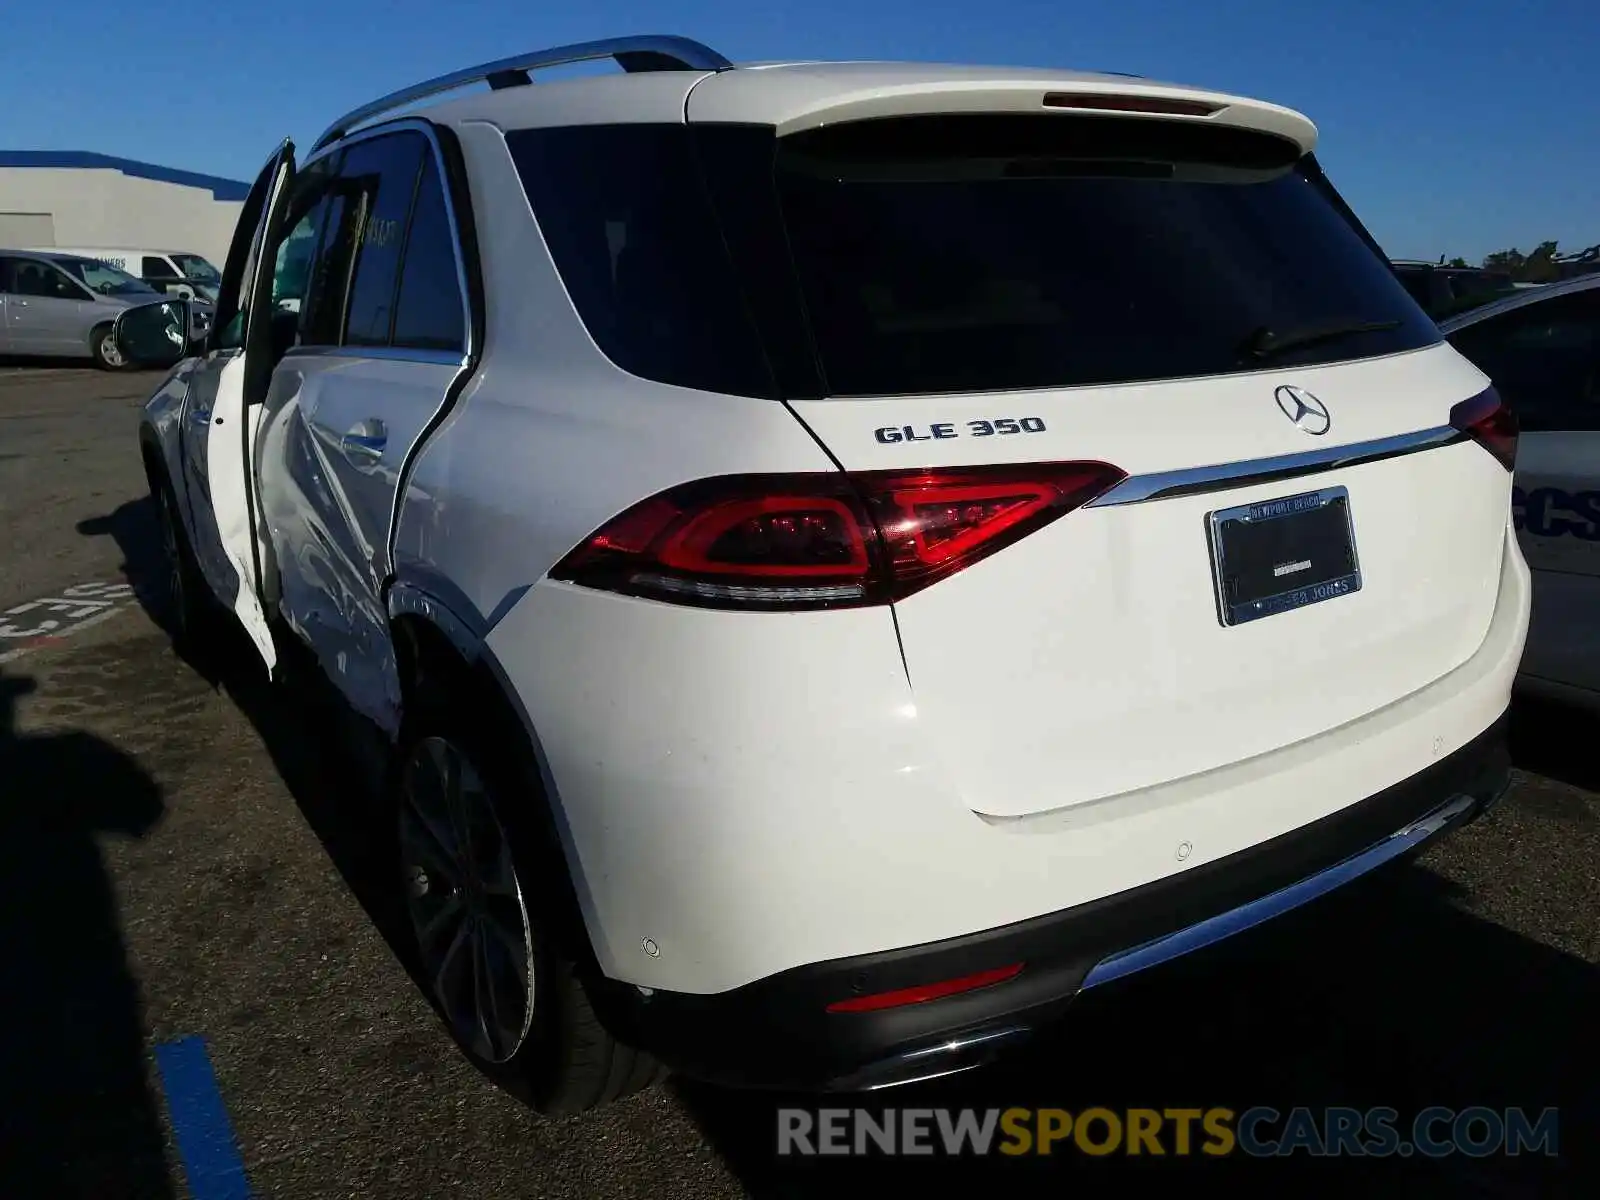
[386,589,609,976]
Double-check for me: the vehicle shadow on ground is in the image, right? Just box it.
[91,497,423,994]
[676,865,1597,1197]
[0,666,176,1199]
[91,496,1597,1197]
[1509,693,1600,792]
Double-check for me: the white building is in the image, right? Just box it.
[0,151,247,267]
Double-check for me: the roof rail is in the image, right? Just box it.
[313,34,732,151]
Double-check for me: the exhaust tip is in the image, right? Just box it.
[821,1025,1032,1093]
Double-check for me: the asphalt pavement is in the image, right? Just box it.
[0,363,1595,1198]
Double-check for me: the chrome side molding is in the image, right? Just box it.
[1086,424,1465,507]
[1080,792,1479,990]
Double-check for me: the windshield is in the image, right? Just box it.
[170,253,222,282]
[52,256,160,297]
[509,117,1440,399]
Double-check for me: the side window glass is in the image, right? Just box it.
[1451,293,1600,431]
[339,132,426,347]
[269,155,341,331]
[391,154,465,352]
[15,263,82,299]
[143,256,179,279]
[0,256,17,294]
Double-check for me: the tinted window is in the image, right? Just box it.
[1448,290,1600,431]
[768,116,1438,395]
[506,125,772,397]
[339,132,426,346]
[143,256,180,279]
[267,153,342,340]
[12,260,85,299]
[391,155,465,351]
[509,120,1435,398]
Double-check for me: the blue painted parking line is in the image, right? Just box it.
[154,1035,253,1200]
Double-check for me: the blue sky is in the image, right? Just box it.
[5,0,1594,263]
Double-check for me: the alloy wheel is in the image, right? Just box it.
[157,488,187,634]
[100,334,125,368]
[398,735,536,1065]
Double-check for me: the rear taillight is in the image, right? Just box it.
[549,462,1126,610]
[1449,387,1518,471]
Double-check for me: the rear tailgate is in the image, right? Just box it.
[739,106,1511,816]
[790,346,1508,816]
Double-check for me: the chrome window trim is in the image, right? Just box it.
[1085,424,1465,507]
[283,344,467,368]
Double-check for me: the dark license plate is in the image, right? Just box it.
[1207,486,1361,626]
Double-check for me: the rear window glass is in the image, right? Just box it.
[771,116,1438,395]
[508,117,1437,399]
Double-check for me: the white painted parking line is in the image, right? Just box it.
[0,580,138,663]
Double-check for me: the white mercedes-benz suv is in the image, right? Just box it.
[118,35,1530,1114]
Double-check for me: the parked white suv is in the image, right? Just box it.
[118,35,1531,1114]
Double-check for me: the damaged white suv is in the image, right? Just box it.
[119,34,1529,1114]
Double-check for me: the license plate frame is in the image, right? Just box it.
[1206,486,1361,627]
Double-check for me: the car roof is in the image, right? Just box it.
[326,46,1318,155]
[1438,272,1600,333]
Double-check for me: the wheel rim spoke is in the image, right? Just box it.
[432,917,475,1032]
[402,736,535,1065]
[401,786,460,881]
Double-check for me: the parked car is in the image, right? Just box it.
[1441,273,1600,707]
[40,247,223,303]
[0,249,211,367]
[1391,260,1518,319]
[116,35,1529,1114]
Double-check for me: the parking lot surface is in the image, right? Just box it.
[1,365,1596,1198]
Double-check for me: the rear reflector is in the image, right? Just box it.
[550,462,1126,611]
[826,964,1025,1013]
[1042,91,1222,117]
[1449,387,1518,471]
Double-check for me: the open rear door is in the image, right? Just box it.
[207,139,295,673]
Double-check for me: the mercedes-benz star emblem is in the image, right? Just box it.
[1274,385,1331,436]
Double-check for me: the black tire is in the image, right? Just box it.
[392,679,666,1116]
[90,323,126,371]
[151,467,219,655]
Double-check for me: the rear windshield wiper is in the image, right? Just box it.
[1238,318,1402,362]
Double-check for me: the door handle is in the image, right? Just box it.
[340,419,388,468]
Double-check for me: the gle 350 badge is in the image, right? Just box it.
[874,417,1049,444]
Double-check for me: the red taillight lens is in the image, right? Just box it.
[1449,387,1518,471]
[549,462,1125,610]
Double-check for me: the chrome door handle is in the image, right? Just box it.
[340,419,388,468]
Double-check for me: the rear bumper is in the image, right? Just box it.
[600,714,1511,1091]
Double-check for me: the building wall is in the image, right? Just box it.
[0,166,245,266]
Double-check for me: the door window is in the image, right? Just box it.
[12,261,87,300]
[212,147,295,353]
[268,153,342,333]
[390,154,465,352]
[337,131,427,347]
[143,256,181,280]
[1448,290,1600,431]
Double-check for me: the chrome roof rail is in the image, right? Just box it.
[313,35,733,151]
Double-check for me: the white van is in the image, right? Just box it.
[38,248,222,302]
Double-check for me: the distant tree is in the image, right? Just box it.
[1481,241,1563,282]
[1445,257,1469,268]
